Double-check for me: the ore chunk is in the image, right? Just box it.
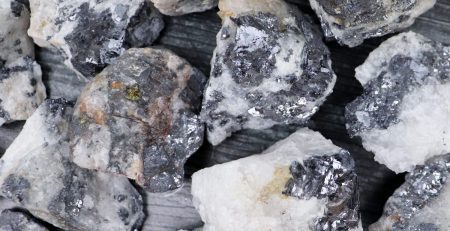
[370,154,450,231]
[309,0,436,47]
[0,0,46,126]
[150,0,218,16]
[202,0,336,145]
[191,128,362,231]
[28,0,164,78]
[0,99,145,230]
[0,210,48,231]
[70,48,206,193]
[345,32,450,173]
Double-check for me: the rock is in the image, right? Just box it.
[0,210,48,231]
[309,0,436,47]
[150,0,218,16]
[0,0,46,126]
[28,0,164,78]
[192,128,361,230]
[345,32,450,173]
[201,0,336,145]
[0,99,145,231]
[70,48,206,193]
[370,154,450,231]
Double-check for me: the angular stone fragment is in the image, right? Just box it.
[370,154,450,231]
[70,48,206,193]
[309,0,436,47]
[0,210,48,231]
[0,0,46,126]
[202,0,336,145]
[0,99,145,230]
[28,0,164,78]
[345,32,450,173]
[192,128,361,231]
[150,0,218,16]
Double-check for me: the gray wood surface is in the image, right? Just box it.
[0,0,449,230]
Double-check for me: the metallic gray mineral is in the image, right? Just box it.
[0,0,46,126]
[0,210,48,231]
[345,32,450,173]
[70,47,206,193]
[309,0,436,47]
[0,99,145,231]
[202,0,336,145]
[370,153,450,230]
[28,0,164,78]
[150,0,218,16]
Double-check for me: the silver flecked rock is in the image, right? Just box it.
[70,47,206,193]
[202,0,336,145]
[150,0,218,16]
[309,0,436,47]
[0,210,48,231]
[0,99,145,231]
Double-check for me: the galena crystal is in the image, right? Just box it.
[150,0,218,16]
[191,128,361,231]
[309,0,436,47]
[70,48,206,193]
[201,0,337,145]
[28,0,164,78]
[370,154,450,231]
[346,32,450,173]
[0,99,145,231]
[0,0,46,126]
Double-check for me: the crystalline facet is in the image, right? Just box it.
[346,32,450,173]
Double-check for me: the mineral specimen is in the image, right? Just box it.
[150,0,218,16]
[0,210,48,231]
[309,0,436,47]
[0,99,145,230]
[345,32,450,173]
[70,48,206,193]
[0,0,46,126]
[370,153,450,231]
[28,0,164,78]
[202,0,336,145]
[192,128,361,230]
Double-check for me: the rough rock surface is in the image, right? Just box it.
[150,0,218,16]
[370,154,450,231]
[28,0,164,78]
[70,48,206,193]
[192,128,361,231]
[309,0,436,47]
[0,99,145,231]
[0,0,46,126]
[0,209,48,231]
[202,0,336,145]
[345,32,450,173]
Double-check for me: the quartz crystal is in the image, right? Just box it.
[309,0,436,47]
[150,0,218,16]
[346,32,450,173]
[201,0,336,145]
[0,99,145,231]
[0,0,46,126]
[28,0,164,78]
[370,154,450,231]
[70,48,206,193]
[0,210,48,231]
[192,128,361,231]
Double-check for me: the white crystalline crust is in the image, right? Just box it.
[150,0,217,16]
[0,0,46,126]
[192,128,361,231]
[28,0,144,78]
[309,0,436,47]
[352,32,450,173]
